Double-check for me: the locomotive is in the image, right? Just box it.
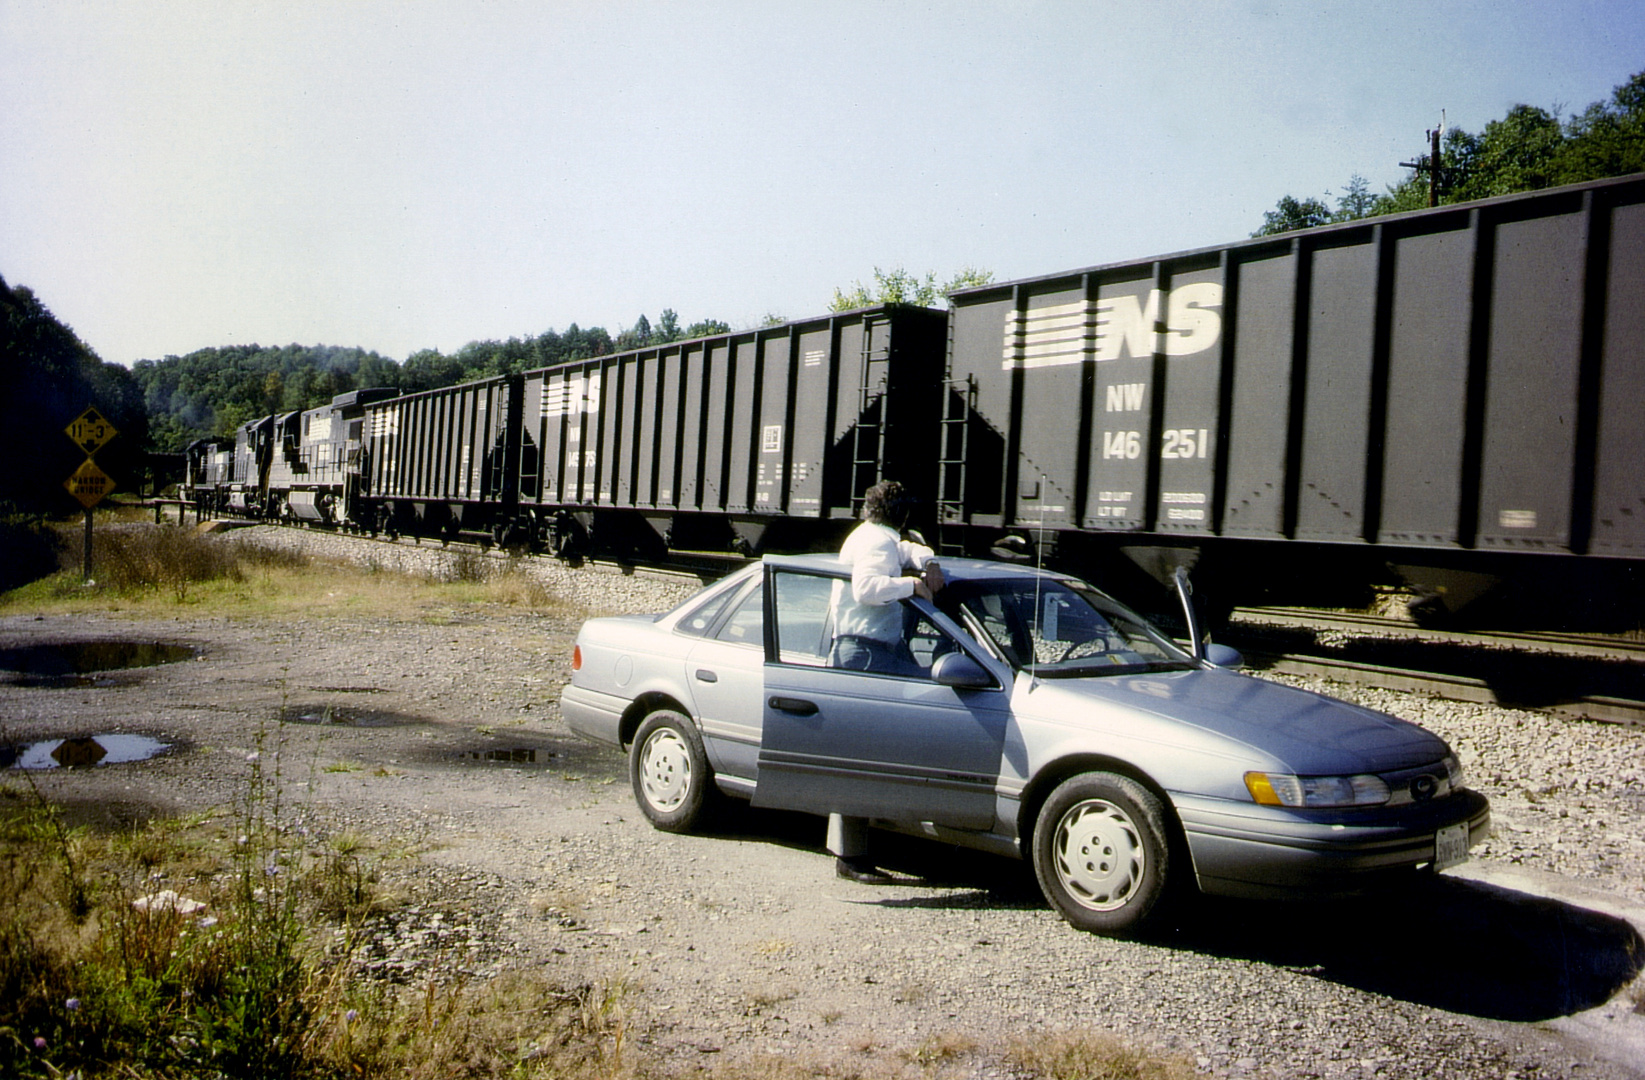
[186,172,1645,623]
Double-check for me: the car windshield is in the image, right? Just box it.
[943,576,1194,677]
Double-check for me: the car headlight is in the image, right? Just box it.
[1244,771,1391,808]
[1443,753,1465,789]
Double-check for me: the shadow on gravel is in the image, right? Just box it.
[14,794,173,832]
[698,802,837,853]
[692,807,1643,1022]
[701,807,1045,901]
[412,735,626,781]
[1154,875,1645,1022]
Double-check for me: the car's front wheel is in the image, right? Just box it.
[629,710,716,833]
[1032,771,1168,935]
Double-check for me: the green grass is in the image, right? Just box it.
[0,749,635,1080]
[0,520,584,621]
[1008,1031,1197,1080]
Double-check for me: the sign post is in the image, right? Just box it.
[64,407,119,583]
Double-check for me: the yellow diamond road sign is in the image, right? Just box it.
[65,458,114,509]
[65,407,118,455]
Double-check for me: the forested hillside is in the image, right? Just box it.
[132,344,401,452]
[1,274,147,514]
[132,309,730,452]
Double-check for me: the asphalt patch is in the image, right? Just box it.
[277,703,422,727]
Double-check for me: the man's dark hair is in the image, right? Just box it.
[862,480,914,528]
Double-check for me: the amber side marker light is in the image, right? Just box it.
[572,645,582,671]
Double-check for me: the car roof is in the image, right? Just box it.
[762,552,1064,584]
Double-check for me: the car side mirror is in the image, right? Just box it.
[931,652,994,689]
[1203,643,1243,669]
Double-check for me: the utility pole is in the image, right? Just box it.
[1401,116,1446,208]
[1428,126,1441,207]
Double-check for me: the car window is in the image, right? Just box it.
[674,577,748,637]
[948,578,1192,677]
[772,571,835,665]
[712,584,764,646]
[830,601,970,679]
[773,569,972,680]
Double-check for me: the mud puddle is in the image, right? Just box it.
[0,640,195,688]
[3,734,172,770]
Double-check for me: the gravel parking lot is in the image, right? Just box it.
[3,526,1642,1079]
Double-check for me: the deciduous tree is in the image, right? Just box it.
[829,266,995,311]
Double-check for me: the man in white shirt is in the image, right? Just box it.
[830,480,944,673]
[828,480,944,881]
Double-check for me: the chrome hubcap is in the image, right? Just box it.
[1053,798,1144,911]
[638,728,691,812]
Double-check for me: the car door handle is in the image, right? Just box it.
[695,669,718,683]
[768,696,818,716]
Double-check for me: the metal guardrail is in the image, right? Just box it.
[146,499,198,526]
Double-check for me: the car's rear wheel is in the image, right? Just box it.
[630,710,715,833]
[1032,771,1168,935]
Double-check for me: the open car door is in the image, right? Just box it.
[751,558,1010,831]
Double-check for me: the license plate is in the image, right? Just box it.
[1434,822,1470,871]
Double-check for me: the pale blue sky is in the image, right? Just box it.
[3,1,1641,366]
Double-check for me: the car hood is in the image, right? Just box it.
[1026,667,1447,774]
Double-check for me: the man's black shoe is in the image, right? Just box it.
[835,856,893,884]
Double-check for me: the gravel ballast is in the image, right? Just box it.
[3,525,1642,1079]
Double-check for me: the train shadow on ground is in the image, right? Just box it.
[698,805,1644,1022]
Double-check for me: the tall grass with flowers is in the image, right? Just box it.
[0,720,642,1079]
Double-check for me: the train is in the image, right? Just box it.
[186,172,1645,624]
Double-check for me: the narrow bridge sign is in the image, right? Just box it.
[66,407,118,455]
[65,458,114,508]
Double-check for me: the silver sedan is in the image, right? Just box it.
[561,554,1490,935]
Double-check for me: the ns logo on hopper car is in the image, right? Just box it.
[1003,283,1222,370]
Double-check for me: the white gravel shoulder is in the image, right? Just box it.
[10,524,1639,1080]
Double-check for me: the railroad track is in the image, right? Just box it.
[231,516,746,586]
[1222,607,1645,727]
[236,518,1645,726]
[1232,605,1645,661]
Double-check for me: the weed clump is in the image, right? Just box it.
[0,737,634,1080]
[97,524,243,598]
[444,550,489,584]
[1008,1031,1198,1080]
[486,560,561,610]
[0,520,319,605]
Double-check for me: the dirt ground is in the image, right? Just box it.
[3,550,1644,1080]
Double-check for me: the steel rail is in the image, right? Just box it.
[1241,650,1645,727]
[1232,606,1645,662]
[1224,609,1645,728]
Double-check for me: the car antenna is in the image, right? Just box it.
[1029,473,1047,689]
